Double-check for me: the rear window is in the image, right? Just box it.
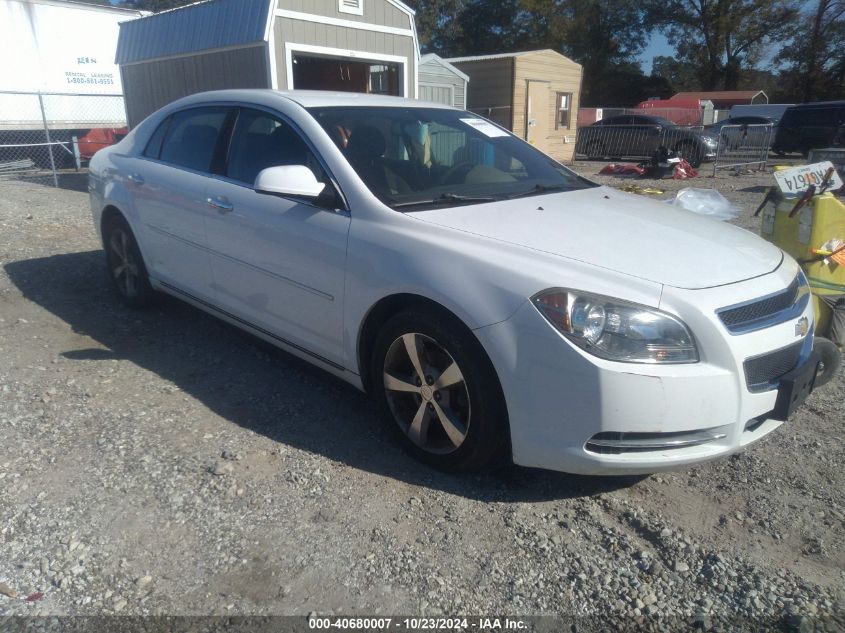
[158,107,230,173]
[143,119,169,159]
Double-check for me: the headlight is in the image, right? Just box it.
[532,289,699,364]
[702,135,719,147]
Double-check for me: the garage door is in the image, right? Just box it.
[292,54,402,96]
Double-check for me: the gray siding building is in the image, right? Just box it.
[116,0,419,127]
[418,54,468,109]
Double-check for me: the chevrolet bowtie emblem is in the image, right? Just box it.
[795,316,810,337]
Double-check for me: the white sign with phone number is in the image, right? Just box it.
[773,161,843,196]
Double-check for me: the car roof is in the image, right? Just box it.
[167,89,456,111]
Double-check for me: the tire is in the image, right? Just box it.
[813,337,841,388]
[102,214,156,308]
[371,308,509,472]
[675,141,703,168]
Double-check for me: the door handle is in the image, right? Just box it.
[127,173,144,186]
[206,196,234,213]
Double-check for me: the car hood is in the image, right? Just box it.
[410,186,783,290]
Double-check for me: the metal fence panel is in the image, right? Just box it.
[574,123,713,166]
[712,123,773,175]
[0,91,127,187]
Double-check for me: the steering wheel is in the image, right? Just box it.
[440,162,475,186]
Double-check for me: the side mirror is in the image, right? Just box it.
[254,165,326,198]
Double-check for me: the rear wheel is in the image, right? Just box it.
[103,214,156,308]
[813,337,841,387]
[371,309,509,472]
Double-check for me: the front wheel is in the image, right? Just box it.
[371,309,509,472]
[813,337,841,387]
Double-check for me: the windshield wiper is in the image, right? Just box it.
[505,184,570,199]
[392,193,498,209]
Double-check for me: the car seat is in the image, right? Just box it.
[345,125,411,197]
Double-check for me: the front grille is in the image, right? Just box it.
[718,276,805,334]
[743,340,804,392]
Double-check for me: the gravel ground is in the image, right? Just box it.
[0,165,843,631]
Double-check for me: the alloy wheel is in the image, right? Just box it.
[108,228,140,298]
[382,333,471,454]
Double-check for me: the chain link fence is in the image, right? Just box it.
[0,91,127,187]
[711,123,774,176]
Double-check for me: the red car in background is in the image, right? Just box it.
[76,127,128,161]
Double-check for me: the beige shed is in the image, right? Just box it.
[116,0,420,127]
[447,49,582,162]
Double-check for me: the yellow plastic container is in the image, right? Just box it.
[759,179,845,336]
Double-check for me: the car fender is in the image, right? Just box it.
[342,212,664,376]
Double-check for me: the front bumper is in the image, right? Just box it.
[474,260,815,475]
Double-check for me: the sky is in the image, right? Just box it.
[637,32,672,75]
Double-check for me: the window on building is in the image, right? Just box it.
[339,0,363,15]
[556,93,573,129]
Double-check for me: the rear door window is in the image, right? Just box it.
[158,107,230,173]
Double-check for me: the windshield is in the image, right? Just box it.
[308,106,595,209]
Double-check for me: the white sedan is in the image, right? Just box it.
[89,90,819,475]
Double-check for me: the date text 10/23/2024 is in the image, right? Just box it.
[308,617,529,631]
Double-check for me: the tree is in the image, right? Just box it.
[521,0,651,105]
[404,0,533,55]
[651,55,700,93]
[453,0,533,55]
[402,0,466,53]
[594,62,673,106]
[775,0,845,101]
[647,0,799,90]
